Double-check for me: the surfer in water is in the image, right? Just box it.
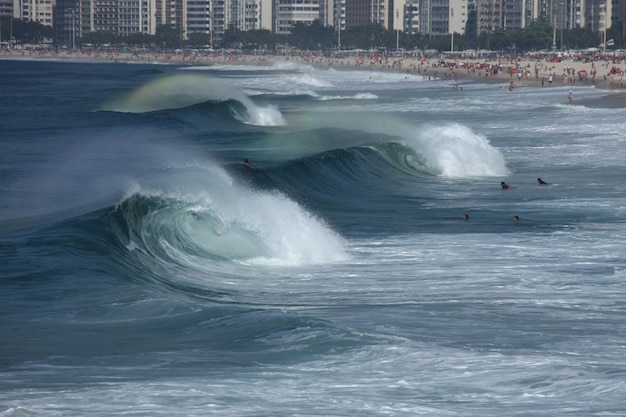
[537,178,548,185]
[501,181,512,189]
[243,158,251,167]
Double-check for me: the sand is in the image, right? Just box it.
[2,47,625,106]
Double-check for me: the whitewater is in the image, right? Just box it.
[1,58,626,417]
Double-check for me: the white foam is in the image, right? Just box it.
[128,164,347,268]
[406,123,509,177]
[318,93,378,101]
[99,73,286,126]
[246,104,285,126]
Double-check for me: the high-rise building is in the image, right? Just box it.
[417,0,467,36]
[371,0,390,28]
[155,0,181,28]
[345,0,371,27]
[403,0,421,34]
[614,0,625,36]
[584,0,611,35]
[0,0,12,18]
[476,0,502,34]
[185,0,219,44]
[39,0,621,48]
[449,0,468,33]
[274,0,321,34]
[52,0,77,46]
[14,0,56,26]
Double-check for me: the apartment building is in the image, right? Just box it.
[403,0,420,33]
[0,0,12,17]
[584,0,611,33]
[32,0,626,47]
[14,0,56,26]
[274,0,320,34]
[417,0,467,36]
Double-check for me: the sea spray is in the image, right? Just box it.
[406,123,509,178]
[99,73,285,126]
[274,111,508,178]
[115,164,348,270]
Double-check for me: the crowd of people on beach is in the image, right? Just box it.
[2,45,624,89]
[420,57,624,89]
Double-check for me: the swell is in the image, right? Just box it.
[231,123,506,192]
[138,99,257,130]
[98,72,285,126]
[91,149,417,307]
[219,124,509,238]
[262,144,435,202]
[0,185,367,363]
[102,92,285,128]
[252,92,317,102]
[99,162,349,303]
[0,211,368,365]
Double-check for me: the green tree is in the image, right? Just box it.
[187,32,212,47]
[289,21,334,50]
[220,24,243,48]
[490,29,511,51]
[342,24,387,49]
[156,24,182,48]
[564,27,597,50]
[403,31,425,50]
[123,32,155,48]
[606,23,624,50]
[250,29,280,50]
[1,18,53,43]
[80,31,117,46]
[520,17,553,50]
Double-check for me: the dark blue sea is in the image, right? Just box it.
[1,57,626,416]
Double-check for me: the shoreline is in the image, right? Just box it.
[2,49,625,107]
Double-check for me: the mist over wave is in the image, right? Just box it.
[111,165,348,273]
[404,123,509,177]
[318,92,379,101]
[99,73,285,126]
[275,111,508,178]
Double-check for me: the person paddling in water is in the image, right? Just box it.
[537,178,548,185]
[500,181,512,189]
[243,158,251,167]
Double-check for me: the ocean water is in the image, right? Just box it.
[1,57,626,416]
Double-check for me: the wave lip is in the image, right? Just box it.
[410,123,509,178]
[112,166,348,271]
[99,73,285,126]
[280,110,508,179]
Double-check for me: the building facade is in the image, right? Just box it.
[416,0,467,36]
[584,0,611,34]
[18,0,626,47]
[0,0,13,17]
[14,0,56,26]
[274,0,321,34]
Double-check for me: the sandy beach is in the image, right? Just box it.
[3,47,625,106]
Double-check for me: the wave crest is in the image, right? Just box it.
[111,166,347,269]
[406,123,509,178]
[280,110,508,178]
[99,73,285,126]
